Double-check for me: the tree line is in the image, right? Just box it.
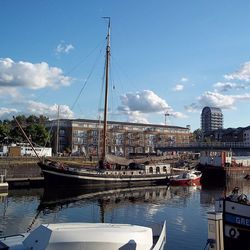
[0,115,51,147]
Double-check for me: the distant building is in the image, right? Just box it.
[243,128,250,145]
[201,106,223,134]
[204,126,250,145]
[46,119,191,157]
[0,143,52,157]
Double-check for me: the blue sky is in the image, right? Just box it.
[1,0,250,131]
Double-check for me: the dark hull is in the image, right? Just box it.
[223,200,250,250]
[38,162,170,187]
[197,164,226,186]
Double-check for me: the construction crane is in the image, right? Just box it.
[164,112,170,126]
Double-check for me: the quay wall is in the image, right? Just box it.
[0,156,94,179]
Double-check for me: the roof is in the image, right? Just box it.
[48,118,189,130]
[202,106,222,114]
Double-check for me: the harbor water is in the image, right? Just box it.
[0,178,249,250]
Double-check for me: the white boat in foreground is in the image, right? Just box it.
[0,221,166,250]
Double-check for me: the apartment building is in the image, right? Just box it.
[47,119,190,157]
[201,106,223,134]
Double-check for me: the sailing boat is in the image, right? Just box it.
[15,19,171,187]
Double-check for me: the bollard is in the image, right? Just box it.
[207,212,224,250]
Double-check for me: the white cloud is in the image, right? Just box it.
[27,101,74,119]
[118,90,186,122]
[186,91,250,112]
[118,90,171,113]
[0,87,22,98]
[198,91,235,109]
[126,111,149,124]
[173,84,184,92]
[55,41,74,54]
[0,58,72,90]
[0,107,18,119]
[224,61,250,82]
[233,93,250,101]
[170,111,187,119]
[214,82,238,92]
[213,81,249,92]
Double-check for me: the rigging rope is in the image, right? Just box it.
[70,44,105,111]
[33,39,106,104]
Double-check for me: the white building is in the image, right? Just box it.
[20,146,52,157]
[0,144,52,157]
[0,146,8,156]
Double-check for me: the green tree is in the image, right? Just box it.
[26,124,51,146]
[26,115,39,124]
[0,123,11,142]
[193,129,203,142]
[1,115,51,146]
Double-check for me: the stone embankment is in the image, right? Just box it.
[0,157,95,186]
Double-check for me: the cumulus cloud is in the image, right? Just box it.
[117,90,186,122]
[126,111,149,124]
[173,84,184,92]
[118,90,171,113]
[0,58,72,90]
[55,41,74,54]
[185,62,250,113]
[224,61,250,82]
[213,82,243,92]
[27,101,74,119]
[198,91,235,109]
[186,91,250,112]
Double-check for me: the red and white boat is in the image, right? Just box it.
[170,170,202,186]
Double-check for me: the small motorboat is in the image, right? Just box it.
[170,170,202,186]
[0,221,166,250]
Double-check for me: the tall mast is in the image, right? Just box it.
[102,17,111,160]
[56,105,60,155]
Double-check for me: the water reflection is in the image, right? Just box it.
[200,177,250,208]
[38,185,171,222]
[0,179,249,250]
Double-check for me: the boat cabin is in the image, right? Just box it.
[199,150,232,167]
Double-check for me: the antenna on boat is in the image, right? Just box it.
[13,116,42,161]
[102,17,111,160]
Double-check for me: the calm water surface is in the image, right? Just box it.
[0,179,249,250]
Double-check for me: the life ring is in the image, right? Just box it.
[229,228,236,238]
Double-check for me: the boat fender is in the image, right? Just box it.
[237,194,249,204]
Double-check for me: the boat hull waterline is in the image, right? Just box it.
[170,171,202,186]
[39,162,170,187]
